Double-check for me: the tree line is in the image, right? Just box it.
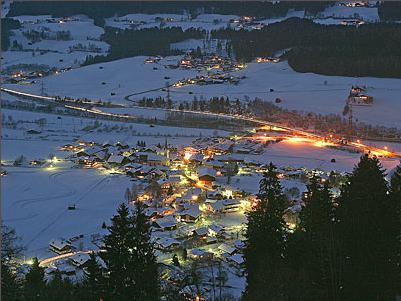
[378,2,401,22]
[212,18,401,78]
[7,1,333,20]
[83,27,204,65]
[136,96,401,140]
[1,18,21,51]
[244,157,401,301]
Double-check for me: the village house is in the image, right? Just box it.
[153,215,178,231]
[49,239,72,254]
[190,248,214,261]
[107,154,130,166]
[227,253,245,269]
[197,168,216,186]
[69,252,91,267]
[155,237,180,251]
[207,199,242,213]
[218,243,237,258]
[178,205,201,223]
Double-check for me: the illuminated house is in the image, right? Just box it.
[178,205,201,223]
[49,239,71,254]
[197,168,216,185]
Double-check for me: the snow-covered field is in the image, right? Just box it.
[2,14,108,70]
[319,3,379,22]
[105,10,307,31]
[5,57,401,129]
[2,164,131,257]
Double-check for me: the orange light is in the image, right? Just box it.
[184,151,192,161]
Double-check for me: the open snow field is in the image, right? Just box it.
[2,14,108,70]
[105,10,306,31]
[319,3,379,21]
[2,164,131,258]
[5,57,401,129]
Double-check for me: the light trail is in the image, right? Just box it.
[2,87,400,158]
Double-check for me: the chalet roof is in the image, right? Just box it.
[154,215,177,229]
[157,237,180,248]
[190,153,203,162]
[179,206,201,219]
[223,199,241,206]
[228,253,244,265]
[70,252,91,266]
[209,223,224,234]
[107,155,126,164]
[214,154,244,162]
[83,146,103,155]
[49,239,70,250]
[218,243,236,255]
[148,153,168,162]
[193,227,208,236]
[198,167,216,178]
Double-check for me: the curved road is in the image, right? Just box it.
[2,87,400,158]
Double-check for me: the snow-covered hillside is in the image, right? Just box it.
[5,56,401,129]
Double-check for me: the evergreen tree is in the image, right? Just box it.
[288,177,341,301]
[389,164,401,296]
[1,261,21,301]
[24,257,46,301]
[46,270,78,301]
[1,225,23,301]
[100,203,135,300]
[243,162,287,301]
[100,203,159,301]
[81,253,105,300]
[130,201,160,301]
[337,155,398,300]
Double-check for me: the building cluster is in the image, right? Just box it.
[172,73,241,88]
[255,57,280,63]
[348,85,373,105]
[177,54,245,72]
[5,66,71,85]
[229,16,267,30]
[42,129,348,298]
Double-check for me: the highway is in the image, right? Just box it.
[2,87,400,158]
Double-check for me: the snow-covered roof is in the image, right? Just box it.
[218,243,236,255]
[228,253,244,265]
[70,252,91,266]
[107,154,125,164]
[179,206,201,219]
[198,167,216,178]
[49,239,71,250]
[193,227,208,236]
[154,215,177,229]
[157,237,180,248]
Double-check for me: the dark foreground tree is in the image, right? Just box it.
[389,164,401,295]
[24,257,46,301]
[287,177,341,301]
[101,202,159,301]
[80,253,105,300]
[131,201,160,301]
[1,225,24,301]
[243,162,288,301]
[337,155,399,300]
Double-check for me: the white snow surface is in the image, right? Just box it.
[5,58,401,129]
